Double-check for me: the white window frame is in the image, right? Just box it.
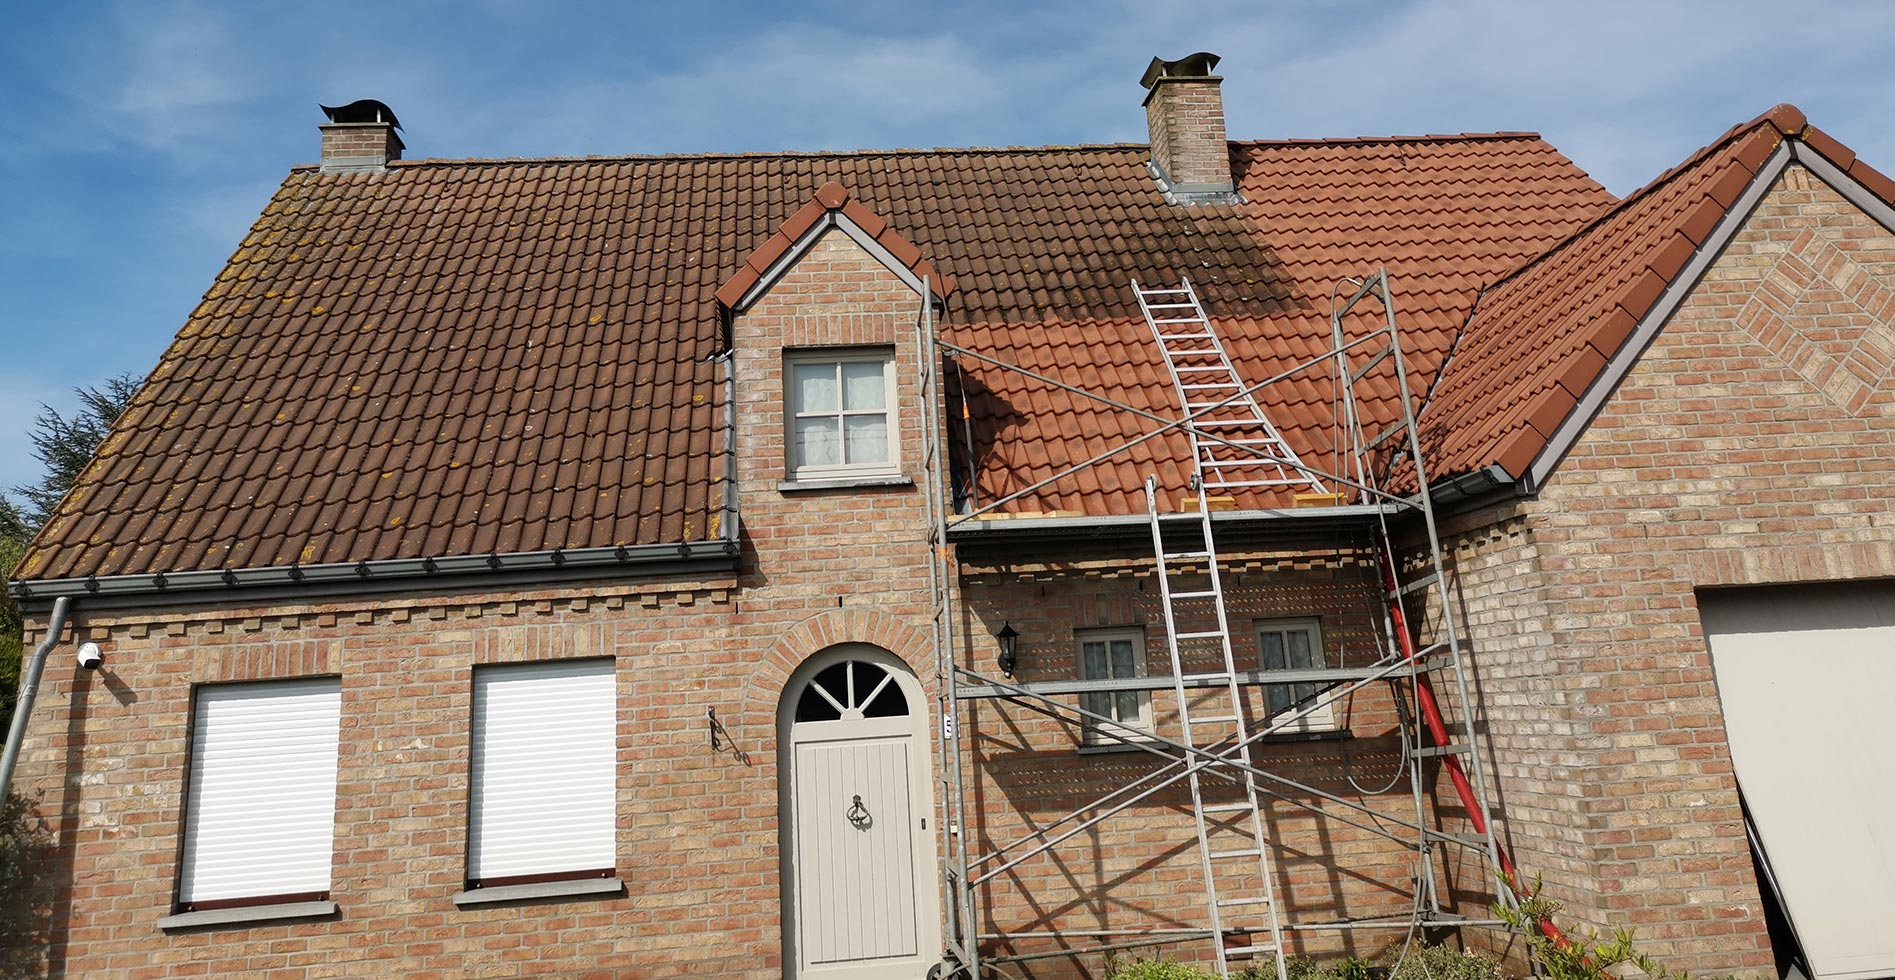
[1255,617,1338,734]
[176,677,342,911]
[784,347,900,481]
[1076,627,1154,748]
[466,658,619,888]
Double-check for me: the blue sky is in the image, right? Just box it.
[3,0,1893,499]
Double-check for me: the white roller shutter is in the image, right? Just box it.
[469,658,618,882]
[179,677,342,905]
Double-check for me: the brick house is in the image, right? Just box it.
[7,52,1895,979]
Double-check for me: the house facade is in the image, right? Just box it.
[9,54,1895,980]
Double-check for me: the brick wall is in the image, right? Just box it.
[957,539,1460,973]
[11,223,1482,978]
[1144,78,1231,192]
[1439,163,1895,973]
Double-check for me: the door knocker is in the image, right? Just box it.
[845,794,872,829]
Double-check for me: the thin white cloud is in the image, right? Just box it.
[83,1,263,167]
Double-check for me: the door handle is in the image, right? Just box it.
[846,794,871,828]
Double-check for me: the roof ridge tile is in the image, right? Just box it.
[361,142,1153,169]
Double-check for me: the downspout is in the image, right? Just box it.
[0,594,74,800]
[718,347,741,554]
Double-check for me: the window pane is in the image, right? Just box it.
[1261,632,1285,671]
[1114,690,1140,724]
[841,360,886,410]
[862,677,909,718]
[844,414,889,464]
[1267,686,1290,716]
[795,417,840,467]
[792,362,838,413]
[1082,691,1110,723]
[797,687,842,722]
[1288,629,1314,669]
[1081,641,1107,679]
[1109,640,1136,680]
[811,662,850,707]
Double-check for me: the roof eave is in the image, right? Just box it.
[1422,464,1521,510]
[947,504,1398,550]
[7,538,740,613]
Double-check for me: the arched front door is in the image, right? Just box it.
[779,645,941,979]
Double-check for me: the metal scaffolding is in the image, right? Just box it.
[914,271,1515,979]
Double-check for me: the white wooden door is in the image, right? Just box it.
[1701,583,1895,980]
[784,654,940,980]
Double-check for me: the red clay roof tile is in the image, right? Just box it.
[43,107,1888,578]
[1850,157,1895,203]
[1803,126,1854,169]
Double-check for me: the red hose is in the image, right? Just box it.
[1378,552,1568,947]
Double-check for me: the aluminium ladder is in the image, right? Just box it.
[1134,278,1325,498]
[1134,278,1317,977]
[1144,474,1289,979]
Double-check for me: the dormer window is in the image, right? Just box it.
[786,348,898,481]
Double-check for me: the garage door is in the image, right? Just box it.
[1700,583,1895,980]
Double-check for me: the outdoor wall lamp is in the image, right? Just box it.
[994,621,1020,678]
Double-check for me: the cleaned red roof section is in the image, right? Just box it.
[1420,104,1893,482]
[715,181,953,308]
[955,135,1614,514]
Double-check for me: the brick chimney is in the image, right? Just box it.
[1139,53,1237,204]
[318,100,404,173]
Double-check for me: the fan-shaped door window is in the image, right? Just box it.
[794,660,911,723]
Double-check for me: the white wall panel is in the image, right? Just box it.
[1702,583,1895,980]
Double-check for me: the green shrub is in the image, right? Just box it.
[1380,942,1502,980]
[1228,960,1290,980]
[1234,954,1372,980]
[1105,955,1219,980]
[1494,875,1689,980]
[1275,957,1328,980]
[0,792,54,979]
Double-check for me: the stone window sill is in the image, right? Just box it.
[452,876,625,907]
[1260,727,1353,744]
[777,474,914,493]
[1074,728,1353,755]
[1076,737,1163,755]
[158,900,338,931]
